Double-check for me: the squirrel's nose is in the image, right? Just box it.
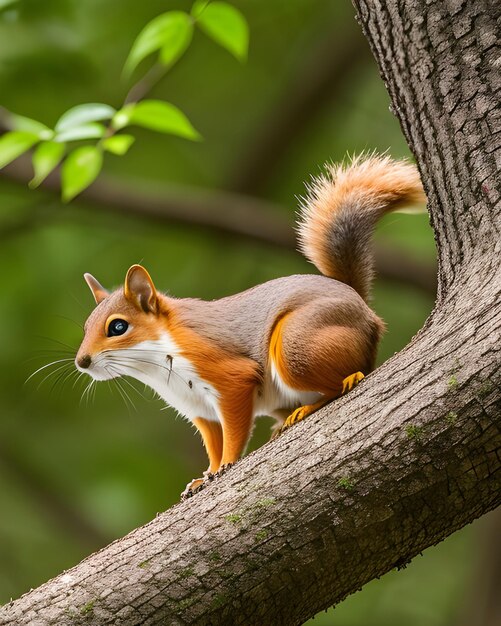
[77,354,92,369]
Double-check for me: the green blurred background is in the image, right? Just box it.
[0,1,498,624]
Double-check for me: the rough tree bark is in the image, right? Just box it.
[1,0,499,624]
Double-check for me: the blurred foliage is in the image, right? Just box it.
[0,1,490,624]
[0,1,246,198]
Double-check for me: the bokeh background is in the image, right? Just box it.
[0,0,498,624]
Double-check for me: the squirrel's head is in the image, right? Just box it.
[75,264,165,381]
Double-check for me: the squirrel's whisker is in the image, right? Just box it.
[48,363,77,396]
[33,361,74,389]
[108,354,191,389]
[80,379,96,407]
[35,335,78,351]
[72,155,425,497]
[107,366,136,414]
[108,367,149,402]
[26,358,74,384]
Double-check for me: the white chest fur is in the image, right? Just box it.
[97,331,322,423]
[103,333,221,422]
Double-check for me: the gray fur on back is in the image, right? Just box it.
[173,274,373,366]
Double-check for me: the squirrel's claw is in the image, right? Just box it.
[180,477,205,500]
[276,403,318,437]
[341,371,365,394]
[215,463,234,477]
[181,471,213,499]
[275,371,365,438]
[180,465,234,500]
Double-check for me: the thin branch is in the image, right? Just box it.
[0,158,437,295]
[0,201,59,241]
[123,63,169,105]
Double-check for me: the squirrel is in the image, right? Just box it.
[75,154,425,498]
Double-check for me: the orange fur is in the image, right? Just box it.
[77,298,162,360]
[193,417,223,472]
[270,311,371,397]
[77,154,418,494]
[298,154,426,301]
[78,293,261,470]
[124,265,158,313]
[268,312,291,379]
[167,304,261,466]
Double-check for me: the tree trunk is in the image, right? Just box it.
[1,0,499,624]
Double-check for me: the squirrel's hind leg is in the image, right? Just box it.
[274,398,329,437]
[269,302,374,437]
[276,371,364,436]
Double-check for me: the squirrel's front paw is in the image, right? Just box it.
[180,470,217,500]
[180,465,235,500]
[215,462,234,477]
[180,477,205,500]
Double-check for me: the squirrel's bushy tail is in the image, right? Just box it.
[297,153,426,302]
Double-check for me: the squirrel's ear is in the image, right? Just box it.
[84,273,109,304]
[124,264,158,313]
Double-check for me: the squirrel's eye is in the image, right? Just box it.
[107,319,128,337]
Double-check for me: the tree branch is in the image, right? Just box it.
[123,63,169,105]
[1,1,498,623]
[0,200,59,241]
[0,160,437,295]
[1,318,499,624]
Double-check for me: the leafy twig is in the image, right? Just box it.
[0,1,249,201]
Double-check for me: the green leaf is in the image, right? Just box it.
[159,15,193,68]
[102,134,135,155]
[0,131,40,169]
[30,141,66,188]
[191,0,210,18]
[55,123,106,143]
[55,104,116,132]
[61,146,103,202]
[0,0,19,10]
[197,2,248,61]
[124,11,193,77]
[112,100,201,140]
[9,114,53,139]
